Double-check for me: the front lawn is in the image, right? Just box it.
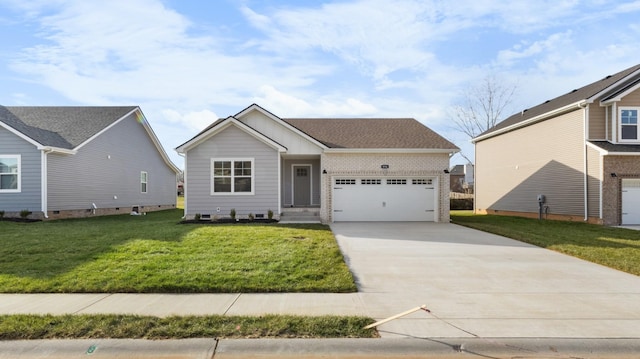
[0,210,356,293]
[451,211,640,276]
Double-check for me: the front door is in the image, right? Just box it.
[293,165,311,206]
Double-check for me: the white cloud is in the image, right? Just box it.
[162,109,218,133]
[253,85,378,117]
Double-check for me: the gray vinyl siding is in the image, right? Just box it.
[586,146,602,218]
[476,109,586,216]
[185,125,279,218]
[47,113,176,211]
[281,158,321,206]
[0,127,41,212]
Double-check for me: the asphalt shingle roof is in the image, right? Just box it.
[478,63,640,138]
[283,118,458,149]
[589,141,640,153]
[0,106,137,149]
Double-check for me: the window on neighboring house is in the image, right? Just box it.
[141,171,148,193]
[620,108,639,141]
[0,155,20,192]
[212,158,254,195]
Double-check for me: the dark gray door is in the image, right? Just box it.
[293,165,311,206]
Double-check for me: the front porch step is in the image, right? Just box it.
[279,208,321,223]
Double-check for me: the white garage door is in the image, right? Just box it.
[332,177,436,222]
[622,179,640,225]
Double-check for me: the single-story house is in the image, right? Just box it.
[0,106,180,220]
[473,63,640,225]
[176,104,459,223]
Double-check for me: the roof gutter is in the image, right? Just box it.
[580,103,589,222]
[324,148,459,154]
[472,100,588,143]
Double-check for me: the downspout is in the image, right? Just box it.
[581,103,589,222]
[177,152,186,219]
[41,148,53,218]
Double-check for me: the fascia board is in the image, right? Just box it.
[136,109,181,174]
[74,107,139,151]
[472,101,586,143]
[0,120,45,149]
[177,117,287,154]
[585,141,609,155]
[597,69,640,105]
[324,148,459,154]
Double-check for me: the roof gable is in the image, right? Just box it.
[175,116,287,153]
[177,104,459,154]
[475,63,640,141]
[0,106,179,173]
[0,106,138,149]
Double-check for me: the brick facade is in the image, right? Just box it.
[603,156,640,225]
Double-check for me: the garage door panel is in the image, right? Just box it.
[622,179,640,225]
[333,178,436,222]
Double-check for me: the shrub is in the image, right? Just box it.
[194,213,201,221]
[450,198,473,210]
[20,209,32,219]
[0,210,4,220]
[230,208,236,220]
[248,213,254,221]
[267,209,273,220]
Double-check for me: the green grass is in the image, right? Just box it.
[0,314,377,339]
[0,210,356,293]
[451,211,640,276]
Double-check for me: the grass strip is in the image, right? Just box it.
[451,211,640,276]
[0,314,378,339]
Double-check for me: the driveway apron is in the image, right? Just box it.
[330,222,640,339]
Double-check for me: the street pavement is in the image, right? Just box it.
[0,222,639,358]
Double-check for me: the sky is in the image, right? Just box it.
[1,0,640,169]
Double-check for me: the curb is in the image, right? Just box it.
[1,338,640,358]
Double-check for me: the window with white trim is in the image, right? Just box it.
[212,158,254,195]
[620,107,639,141]
[140,171,148,193]
[0,155,20,192]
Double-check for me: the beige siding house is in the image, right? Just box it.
[176,104,459,223]
[473,63,640,225]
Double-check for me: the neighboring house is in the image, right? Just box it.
[449,164,474,193]
[473,63,640,225]
[0,106,180,220]
[176,104,459,223]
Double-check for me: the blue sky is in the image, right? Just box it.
[2,0,640,168]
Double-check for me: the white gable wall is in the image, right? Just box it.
[238,111,322,155]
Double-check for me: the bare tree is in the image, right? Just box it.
[451,75,517,139]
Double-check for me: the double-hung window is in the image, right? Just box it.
[0,155,20,192]
[140,171,148,193]
[620,107,639,141]
[212,158,254,195]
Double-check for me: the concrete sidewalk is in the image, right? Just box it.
[1,222,639,358]
[1,223,639,340]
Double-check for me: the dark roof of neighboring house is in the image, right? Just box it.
[0,106,136,149]
[589,141,640,154]
[283,118,458,149]
[477,63,640,139]
[449,164,465,175]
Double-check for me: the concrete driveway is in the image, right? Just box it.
[331,222,640,339]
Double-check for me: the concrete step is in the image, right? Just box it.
[280,210,321,223]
